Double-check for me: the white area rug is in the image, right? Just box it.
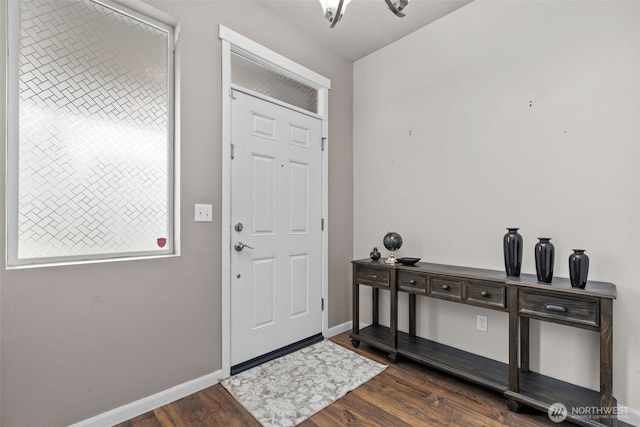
[221,340,387,427]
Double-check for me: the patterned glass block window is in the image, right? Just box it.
[231,52,319,114]
[7,0,174,265]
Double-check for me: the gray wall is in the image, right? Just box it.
[0,1,353,425]
[354,0,640,415]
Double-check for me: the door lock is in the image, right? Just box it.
[234,222,243,232]
[234,241,254,251]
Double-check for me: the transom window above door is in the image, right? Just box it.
[231,52,319,114]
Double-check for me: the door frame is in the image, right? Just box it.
[219,26,331,378]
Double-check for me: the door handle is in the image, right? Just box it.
[234,241,254,252]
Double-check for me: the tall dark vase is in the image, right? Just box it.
[569,249,589,289]
[503,228,523,277]
[534,237,554,283]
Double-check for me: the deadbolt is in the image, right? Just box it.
[234,222,244,232]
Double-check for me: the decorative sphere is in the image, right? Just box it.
[383,232,403,251]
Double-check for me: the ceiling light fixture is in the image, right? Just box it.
[318,0,351,28]
[318,0,409,28]
[385,0,409,17]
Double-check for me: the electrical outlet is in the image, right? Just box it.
[477,315,488,332]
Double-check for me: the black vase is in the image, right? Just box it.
[569,249,589,288]
[503,228,523,277]
[370,247,381,261]
[535,238,554,283]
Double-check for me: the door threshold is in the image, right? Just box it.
[231,333,324,375]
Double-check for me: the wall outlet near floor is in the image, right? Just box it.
[477,315,488,332]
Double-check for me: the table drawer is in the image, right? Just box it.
[398,271,427,293]
[519,290,599,327]
[429,276,463,301]
[356,266,391,287]
[466,281,507,309]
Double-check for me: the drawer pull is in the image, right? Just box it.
[369,275,378,279]
[481,291,490,298]
[544,304,567,313]
[409,279,417,285]
[442,284,451,291]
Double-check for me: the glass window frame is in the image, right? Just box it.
[6,0,176,267]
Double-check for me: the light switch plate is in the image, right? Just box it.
[195,203,212,222]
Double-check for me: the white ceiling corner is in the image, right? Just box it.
[256,0,474,62]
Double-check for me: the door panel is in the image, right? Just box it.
[289,161,309,233]
[230,90,322,366]
[251,155,275,234]
[252,257,275,328]
[289,254,309,317]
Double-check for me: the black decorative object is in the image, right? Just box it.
[503,228,523,277]
[370,247,381,261]
[383,232,403,264]
[569,249,590,289]
[534,237,554,283]
[397,257,421,265]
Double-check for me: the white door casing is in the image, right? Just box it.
[220,25,330,377]
[230,90,322,365]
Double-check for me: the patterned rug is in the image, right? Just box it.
[221,340,387,427]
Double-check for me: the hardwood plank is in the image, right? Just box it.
[352,373,497,427]
[171,393,219,426]
[118,332,590,427]
[117,411,162,427]
[195,386,260,427]
[153,405,189,427]
[330,393,415,426]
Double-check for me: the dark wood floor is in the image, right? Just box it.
[117,332,574,426]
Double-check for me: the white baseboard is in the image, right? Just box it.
[70,370,223,427]
[325,320,351,338]
[325,321,373,338]
[622,406,640,426]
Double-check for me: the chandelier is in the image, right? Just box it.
[318,0,409,28]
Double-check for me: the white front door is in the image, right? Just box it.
[230,90,323,367]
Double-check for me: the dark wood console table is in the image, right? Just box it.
[350,259,617,427]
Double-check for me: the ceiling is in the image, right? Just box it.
[256,0,474,62]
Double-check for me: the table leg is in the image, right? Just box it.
[389,272,398,360]
[352,282,359,335]
[508,286,519,394]
[600,298,615,426]
[372,287,379,326]
[520,317,530,373]
[409,293,416,337]
[350,263,361,348]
